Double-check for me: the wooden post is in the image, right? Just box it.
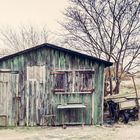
[26,81,29,126]
[131,75,140,119]
[16,74,19,126]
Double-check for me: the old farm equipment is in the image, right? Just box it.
[104,75,140,124]
[104,93,139,124]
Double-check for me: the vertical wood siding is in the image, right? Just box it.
[94,64,105,125]
[0,47,105,126]
[0,72,19,126]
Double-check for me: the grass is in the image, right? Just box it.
[120,76,140,95]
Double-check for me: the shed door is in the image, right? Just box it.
[0,71,19,126]
[11,73,19,126]
[26,66,47,126]
[0,72,10,116]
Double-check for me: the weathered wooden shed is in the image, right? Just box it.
[0,43,112,126]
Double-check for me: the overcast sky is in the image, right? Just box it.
[0,0,68,28]
[0,0,68,48]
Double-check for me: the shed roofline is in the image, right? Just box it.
[0,43,113,67]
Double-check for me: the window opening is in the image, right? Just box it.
[52,69,94,93]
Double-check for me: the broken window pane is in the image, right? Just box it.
[75,71,94,92]
[55,74,64,89]
[53,69,94,93]
[80,72,93,91]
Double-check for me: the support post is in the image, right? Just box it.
[131,75,140,120]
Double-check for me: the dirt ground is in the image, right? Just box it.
[0,121,140,140]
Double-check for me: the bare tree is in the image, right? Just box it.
[0,25,49,53]
[61,0,140,94]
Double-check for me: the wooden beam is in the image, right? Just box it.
[54,91,92,94]
[52,69,95,72]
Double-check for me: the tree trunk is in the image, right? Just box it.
[114,79,120,94]
[114,62,120,94]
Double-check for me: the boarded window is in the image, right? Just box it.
[27,66,45,82]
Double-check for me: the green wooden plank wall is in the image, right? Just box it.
[0,47,105,126]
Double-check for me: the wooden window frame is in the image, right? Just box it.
[52,69,94,94]
[53,72,66,92]
[79,71,94,92]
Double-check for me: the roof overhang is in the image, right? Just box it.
[0,43,113,67]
